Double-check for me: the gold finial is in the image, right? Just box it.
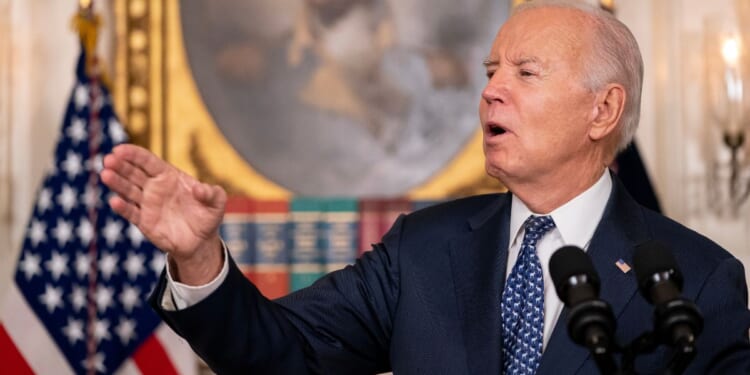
[600,0,616,13]
[71,0,110,86]
[72,0,100,57]
[510,0,616,13]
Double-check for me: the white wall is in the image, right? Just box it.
[0,0,112,302]
[619,0,750,281]
[0,0,11,294]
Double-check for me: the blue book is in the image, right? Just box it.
[220,196,255,269]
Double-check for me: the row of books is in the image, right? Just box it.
[220,196,441,298]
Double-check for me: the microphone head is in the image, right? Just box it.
[549,246,600,302]
[633,240,684,293]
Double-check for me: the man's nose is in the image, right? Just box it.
[481,75,507,104]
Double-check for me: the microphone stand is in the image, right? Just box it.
[600,314,697,375]
[587,337,619,375]
[567,300,620,374]
[577,331,696,375]
[664,337,697,375]
[561,300,701,374]
[616,328,697,375]
[620,331,658,374]
[658,298,701,375]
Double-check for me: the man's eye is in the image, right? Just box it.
[486,71,495,80]
[519,69,535,77]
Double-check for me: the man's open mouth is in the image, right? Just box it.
[488,123,507,136]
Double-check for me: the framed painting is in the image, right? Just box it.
[114,0,512,199]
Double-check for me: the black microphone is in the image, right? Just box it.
[550,246,617,373]
[633,240,683,305]
[633,240,703,351]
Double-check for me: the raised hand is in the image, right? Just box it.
[100,144,227,284]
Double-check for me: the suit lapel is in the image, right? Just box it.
[449,194,511,375]
[538,174,651,374]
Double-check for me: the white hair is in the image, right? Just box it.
[513,0,644,153]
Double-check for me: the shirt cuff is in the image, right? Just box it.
[160,241,230,311]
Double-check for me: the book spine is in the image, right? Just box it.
[248,200,290,299]
[358,199,382,255]
[220,196,255,273]
[322,198,359,273]
[412,199,442,212]
[379,198,412,240]
[289,198,324,291]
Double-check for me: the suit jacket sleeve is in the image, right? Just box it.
[148,215,405,374]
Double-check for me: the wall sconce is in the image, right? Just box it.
[705,18,750,217]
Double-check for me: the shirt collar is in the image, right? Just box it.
[509,170,612,249]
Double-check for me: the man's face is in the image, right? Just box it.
[479,7,599,189]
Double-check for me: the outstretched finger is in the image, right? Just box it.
[100,168,144,205]
[103,153,149,189]
[112,144,170,178]
[109,195,141,226]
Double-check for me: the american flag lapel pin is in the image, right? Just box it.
[615,258,631,273]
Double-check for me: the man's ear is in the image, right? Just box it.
[589,83,625,141]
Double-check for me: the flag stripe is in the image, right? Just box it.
[118,359,142,375]
[132,334,180,375]
[0,323,35,375]
[155,324,197,375]
[1,284,74,374]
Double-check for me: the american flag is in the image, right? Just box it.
[615,258,632,274]
[0,49,195,374]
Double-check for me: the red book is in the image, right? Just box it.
[380,198,412,238]
[358,199,383,255]
[358,198,413,255]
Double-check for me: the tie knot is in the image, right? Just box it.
[523,215,555,237]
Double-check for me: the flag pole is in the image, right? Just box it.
[73,1,105,374]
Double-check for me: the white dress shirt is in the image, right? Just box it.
[161,246,230,310]
[506,170,612,350]
[163,170,614,346]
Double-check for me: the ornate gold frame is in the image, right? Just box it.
[114,0,506,199]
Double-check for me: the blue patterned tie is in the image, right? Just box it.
[501,215,556,375]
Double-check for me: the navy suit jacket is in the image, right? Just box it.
[151,178,750,374]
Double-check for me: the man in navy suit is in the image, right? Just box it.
[101,0,750,373]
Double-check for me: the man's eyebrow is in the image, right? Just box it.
[483,58,498,67]
[483,56,542,68]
